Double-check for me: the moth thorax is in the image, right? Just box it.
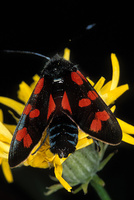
[47,115,78,158]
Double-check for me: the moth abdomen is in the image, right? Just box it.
[48,115,78,158]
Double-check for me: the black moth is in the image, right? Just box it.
[9,54,122,167]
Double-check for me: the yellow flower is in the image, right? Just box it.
[0,110,13,183]
[0,48,134,194]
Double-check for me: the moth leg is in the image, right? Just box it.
[93,139,101,152]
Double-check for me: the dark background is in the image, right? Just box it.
[0,3,134,200]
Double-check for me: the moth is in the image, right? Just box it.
[8,54,122,167]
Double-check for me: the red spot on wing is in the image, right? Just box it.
[95,110,110,121]
[71,71,83,85]
[62,91,72,114]
[47,94,56,120]
[16,127,27,141]
[79,98,91,107]
[34,77,44,94]
[90,118,102,132]
[90,110,110,132]
[76,70,88,82]
[29,109,40,118]
[23,133,32,148]
[88,90,98,100]
[16,127,32,148]
[23,104,32,115]
[23,104,40,118]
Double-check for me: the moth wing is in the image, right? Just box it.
[62,70,122,145]
[9,77,55,167]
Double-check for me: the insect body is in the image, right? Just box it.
[9,54,122,167]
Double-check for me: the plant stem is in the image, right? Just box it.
[91,180,111,200]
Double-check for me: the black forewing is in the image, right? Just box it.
[9,77,53,167]
[63,70,122,145]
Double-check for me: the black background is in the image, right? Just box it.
[0,3,134,200]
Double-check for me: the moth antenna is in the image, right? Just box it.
[3,50,50,60]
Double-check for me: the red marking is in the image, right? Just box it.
[23,104,32,115]
[88,90,98,100]
[77,70,88,82]
[29,109,40,118]
[23,133,32,148]
[16,127,27,141]
[90,118,102,132]
[79,98,91,107]
[47,94,56,120]
[16,127,32,148]
[62,91,72,114]
[90,110,110,132]
[34,77,44,94]
[23,104,40,118]
[71,71,83,85]
[95,110,110,121]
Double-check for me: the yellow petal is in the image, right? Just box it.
[0,122,12,143]
[0,109,4,122]
[17,81,32,103]
[78,130,89,140]
[63,48,70,61]
[0,141,10,154]
[117,118,134,134]
[0,152,8,159]
[0,97,24,116]
[1,159,13,183]
[101,84,129,105]
[4,124,16,134]
[86,77,94,86]
[99,81,112,95]
[45,149,55,161]
[122,132,134,145]
[24,153,50,169]
[76,138,93,150]
[94,77,105,92]
[110,105,116,113]
[54,164,72,192]
[32,74,40,82]
[54,154,66,166]
[30,74,40,90]
[110,53,120,90]
[8,110,19,123]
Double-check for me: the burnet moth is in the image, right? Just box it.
[9,54,122,167]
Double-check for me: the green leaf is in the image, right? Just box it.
[45,184,63,196]
[99,152,115,171]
